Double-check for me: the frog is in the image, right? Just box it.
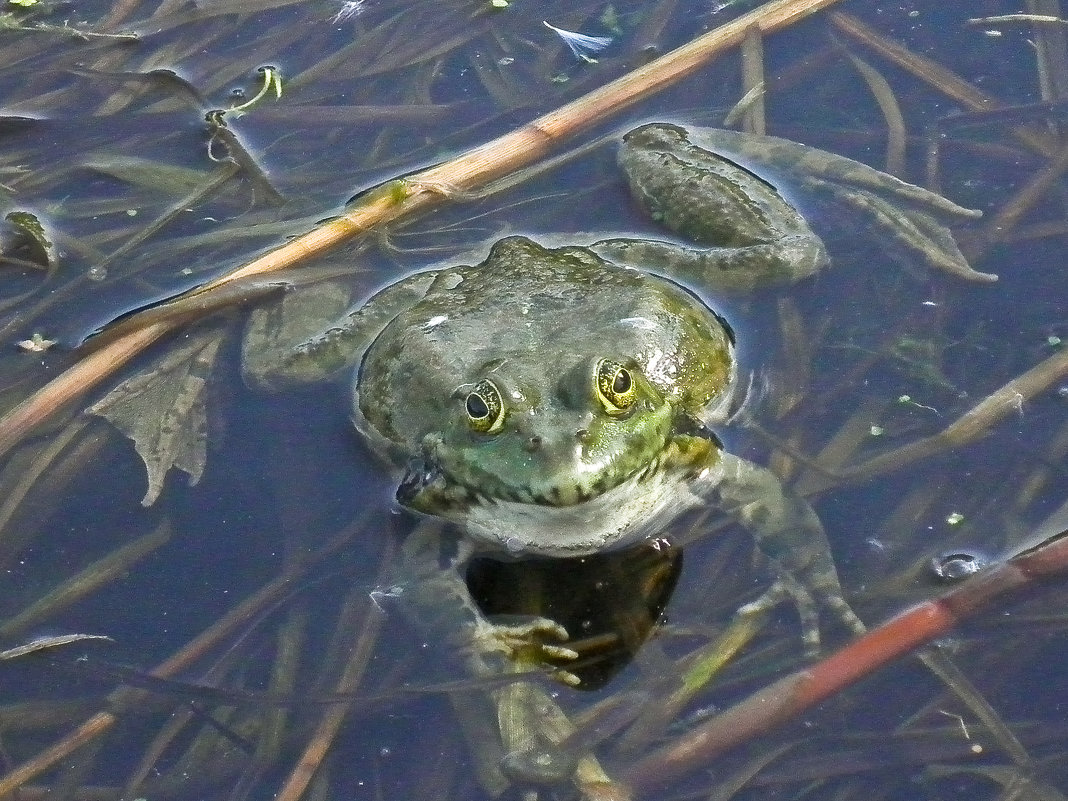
[242,122,989,661]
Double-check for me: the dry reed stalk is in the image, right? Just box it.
[0,0,844,462]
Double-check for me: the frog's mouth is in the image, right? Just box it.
[397,435,717,556]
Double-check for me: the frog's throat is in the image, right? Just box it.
[397,435,719,556]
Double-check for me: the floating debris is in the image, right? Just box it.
[931,550,987,581]
[330,0,366,24]
[17,332,57,352]
[543,20,612,63]
[898,394,940,414]
[0,634,112,661]
[229,65,282,115]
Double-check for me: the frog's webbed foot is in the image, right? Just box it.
[650,126,994,285]
[469,616,581,685]
[805,175,997,283]
[700,450,867,653]
[726,125,992,281]
[739,574,865,657]
[396,526,581,683]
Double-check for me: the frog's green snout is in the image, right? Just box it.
[397,388,677,518]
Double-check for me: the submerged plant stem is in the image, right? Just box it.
[0,522,171,640]
[623,524,1068,789]
[829,11,1061,159]
[0,522,365,796]
[273,537,394,801]
[840,347,1068,485]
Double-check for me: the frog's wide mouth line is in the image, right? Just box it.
[397,434,716,556]
[460,452,667,509]
[399,434,715,514]
[400,448,670,512]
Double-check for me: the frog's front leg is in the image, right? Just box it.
[690,445,865,652]
[242,270,442,391]
[389,521,579,682]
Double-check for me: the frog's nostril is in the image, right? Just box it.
[524,436,542,452]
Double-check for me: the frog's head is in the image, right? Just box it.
[356,237,736,556]
[393,353,722,557]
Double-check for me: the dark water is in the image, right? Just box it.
[0,0,1066,799]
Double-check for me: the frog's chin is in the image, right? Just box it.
[461,466,706,557]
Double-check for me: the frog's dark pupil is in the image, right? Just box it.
[612,369,631,395]
[466,393,489,419]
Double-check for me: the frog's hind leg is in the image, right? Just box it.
[738,576,822,655]
[740,570,865,656]
[589,235,827,294]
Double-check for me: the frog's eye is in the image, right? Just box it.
[464,379,505,433]
[595,359,638,415]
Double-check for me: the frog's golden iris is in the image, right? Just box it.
[464,379,505,434]
[595,359,637,415]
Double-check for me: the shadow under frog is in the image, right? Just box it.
[241,123,993,669]
[466,543,682,690]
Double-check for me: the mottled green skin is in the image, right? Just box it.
[590,124,829,292]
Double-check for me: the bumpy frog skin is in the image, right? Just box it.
[244,123,986,646]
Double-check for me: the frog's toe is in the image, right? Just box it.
[821,592,867,637]
[739,577,823,655]
[471,615,580,668]
[739,577,865,656]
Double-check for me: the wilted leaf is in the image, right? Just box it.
[3,209,57,269]
[89,330,222,505]
[81,156,215,196]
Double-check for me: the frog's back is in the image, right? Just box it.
[357,236,735,450]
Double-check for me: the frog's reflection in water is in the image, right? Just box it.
[465,543,682,690]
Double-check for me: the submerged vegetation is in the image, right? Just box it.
[0,1,1066,800]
